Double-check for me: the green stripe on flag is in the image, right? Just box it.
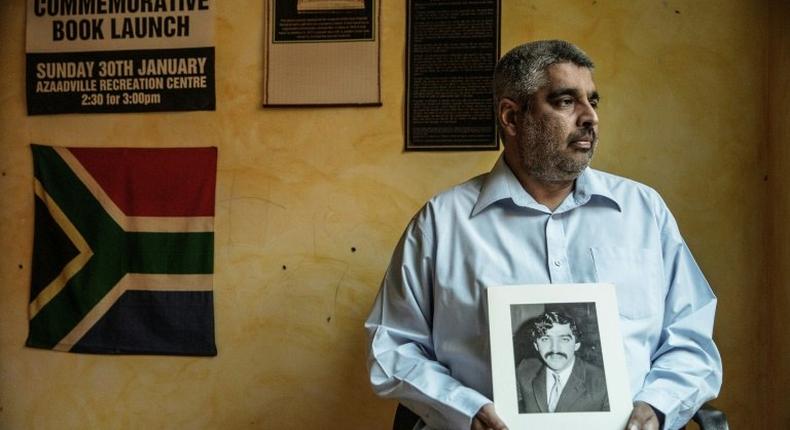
[126,232,214,274]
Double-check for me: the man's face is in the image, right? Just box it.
[533,323,581,372]
[512,62,600,182]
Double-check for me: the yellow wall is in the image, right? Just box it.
[0,0,784,428]
[767,0,790,428]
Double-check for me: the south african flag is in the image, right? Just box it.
[28,144,217,356]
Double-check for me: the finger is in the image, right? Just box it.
[480,417,508,430]
[626,414,657,430]
[478,408,508,429]
[489,419,508,430]
[479,415,508,430]
[626,413,644,430]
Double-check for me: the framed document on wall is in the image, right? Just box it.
[488,283,632,429]
[405,0,500,150]
[264,0,381,106]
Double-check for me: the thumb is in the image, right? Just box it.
[478,404,508,430]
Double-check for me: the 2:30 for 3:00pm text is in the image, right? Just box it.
[80,92,161,106]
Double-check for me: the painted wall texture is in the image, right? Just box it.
[0,0,786,429]
[767,0,790,428]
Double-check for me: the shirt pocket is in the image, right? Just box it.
[590,246,664,319]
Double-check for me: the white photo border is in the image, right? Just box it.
[487,283,632,429]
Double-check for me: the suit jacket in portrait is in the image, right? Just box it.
[516,357,610,414]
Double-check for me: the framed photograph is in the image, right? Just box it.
[263,0,381,106]
[487,283,632,429]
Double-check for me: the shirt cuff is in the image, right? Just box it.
[633,389,684,430]
[432,388,491,430]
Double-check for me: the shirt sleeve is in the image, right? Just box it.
[633,194,723,430]
[364,206,491,430]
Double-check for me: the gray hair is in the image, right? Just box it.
[493,40,594,112]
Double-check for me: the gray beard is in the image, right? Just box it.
[517,116,595,183]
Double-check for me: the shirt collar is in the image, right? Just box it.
[548,356,576,387]
[472,155,622,216]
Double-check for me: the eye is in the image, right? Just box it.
[590,98,599,109]
[556,97,574,108]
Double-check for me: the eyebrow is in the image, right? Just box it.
[539,334,574,339]
[547,88,600,102]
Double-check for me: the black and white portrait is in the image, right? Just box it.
[510,303,610,414]
[488,284,632,428]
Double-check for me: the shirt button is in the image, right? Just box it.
[553,260,562,267]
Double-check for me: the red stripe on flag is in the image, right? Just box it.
[68,147,217,217]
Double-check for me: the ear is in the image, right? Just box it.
[532,341,539,352]
[574,342,581,352]
[497,98,521,138]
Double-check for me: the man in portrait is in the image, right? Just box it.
[516,311,609,414]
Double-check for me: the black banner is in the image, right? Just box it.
[273,0,374,43]
[25,0,215,115]
[27,47,215,115]
[405,0,500,151]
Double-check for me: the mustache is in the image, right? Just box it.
[544,352,568,360]
[568,128,597,143]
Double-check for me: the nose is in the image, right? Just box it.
[550,338,561,350]
[578,100,599,128]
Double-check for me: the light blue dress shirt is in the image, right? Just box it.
[365,156,722,430]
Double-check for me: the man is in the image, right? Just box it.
[516,311,608,414]
[365,40,721,430]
